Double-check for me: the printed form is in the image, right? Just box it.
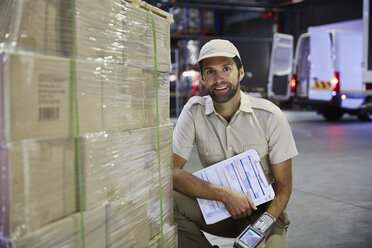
[193,149,275,224]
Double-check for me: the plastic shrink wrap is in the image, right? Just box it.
[0,0,171,72]
[0,0,176,247]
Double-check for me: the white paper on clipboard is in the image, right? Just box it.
[193,149,275,225]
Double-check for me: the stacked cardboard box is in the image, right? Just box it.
[0,0,171,72]
[0,51,170,143]
[0,0,176,247]
[0,137,77,242]
[9,207,107,248]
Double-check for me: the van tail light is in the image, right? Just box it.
[289,74,296,94]
[366,83,372,90]
[331,71,340,93]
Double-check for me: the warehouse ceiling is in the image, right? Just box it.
[145,0,362,14]
[146,0,306,12]
[145,0,363,36]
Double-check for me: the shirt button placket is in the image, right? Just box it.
[226,125,233,156]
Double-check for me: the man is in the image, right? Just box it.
[173,39,298,248]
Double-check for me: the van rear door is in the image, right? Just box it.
[294,34,311,98]
[307,28,334,101]
[267,33,293,100]
[335,31,364,109]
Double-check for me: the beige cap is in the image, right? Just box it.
[197,39,241,63]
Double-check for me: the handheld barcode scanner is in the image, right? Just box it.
[233,212,276,248]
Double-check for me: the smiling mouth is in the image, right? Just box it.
[214,85,229,91]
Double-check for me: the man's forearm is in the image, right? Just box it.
[265,159,293,219]
[173,167,228,202]
[265,183,292,219]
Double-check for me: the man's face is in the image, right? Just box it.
[201,56,243,104]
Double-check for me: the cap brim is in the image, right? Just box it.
[197,52,237,63]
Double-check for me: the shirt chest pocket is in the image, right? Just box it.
[197,141,226,167]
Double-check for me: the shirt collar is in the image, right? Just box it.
[240,91,253,113]
[204,96,215,115]
[203,90,253,115]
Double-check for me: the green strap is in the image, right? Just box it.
[145,3,164,247]
[69,0,86,247]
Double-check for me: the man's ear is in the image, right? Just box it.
[239,66,245,82]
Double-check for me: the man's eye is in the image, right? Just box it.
[223,67,231,72]
[205,70,213,75]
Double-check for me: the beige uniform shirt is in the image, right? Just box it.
[173,91,298,180]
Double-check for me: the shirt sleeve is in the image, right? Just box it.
[267,107,298,164]
[173,106,195,160]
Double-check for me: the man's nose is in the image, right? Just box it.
[213,70,225,83]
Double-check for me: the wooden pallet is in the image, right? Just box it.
[125,0,174,23]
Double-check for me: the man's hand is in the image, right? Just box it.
[256,239,266,248]
[221,189,257,219]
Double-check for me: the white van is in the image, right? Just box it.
[268,20,372,121]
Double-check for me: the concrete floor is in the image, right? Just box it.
[171,110,372,248]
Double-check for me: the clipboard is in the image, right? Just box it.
[193,149,275,224]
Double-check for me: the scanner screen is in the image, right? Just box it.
[240,228,261,247]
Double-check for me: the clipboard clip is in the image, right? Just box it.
[254,160,271,187]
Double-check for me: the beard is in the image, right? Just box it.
[206,81,239,104]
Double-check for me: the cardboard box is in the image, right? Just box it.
[101,63,146,131]
[0,1,69,57]
[0,137,76,243]
[106,196,151,248]
[81,123,173,209]
[73,0,123,62]
[101,67,171,131]
[74,0,171,72]
[80,129,149,209]
[6,207,106,248]
[121,2,171,72]
[0,51,104,143]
